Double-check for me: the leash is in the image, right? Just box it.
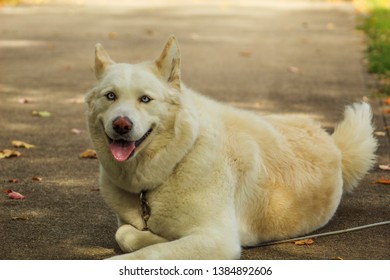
[246,220,390,248]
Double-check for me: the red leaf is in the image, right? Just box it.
[376,178,390,185]
[3,189,25,199]
[32,176,42,182]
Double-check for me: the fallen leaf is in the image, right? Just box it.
[108,31,118,40]
[8,178,19,183]
[334,256,344,260]
[79,149,97,159]
[32,176,42,181]
[3,189,25,200]
[32,110,51,117]
[374,131,387,137]
[293,239,315,245]
[145,29,155,37]
[379,164,390,171]
[239,51,252,58]
[18,97,32,104]
[376,178,390,185]
[71,128,84,135]
[11,140,35,149]
[47,43,57,51]
[0,149,22,159]
[386,97,390,105]
[11,216,28,221]
[288,66,300,73]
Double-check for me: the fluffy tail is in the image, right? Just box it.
[332,102,378,193]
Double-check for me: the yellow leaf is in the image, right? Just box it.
[32,176,43,181]
[0,149,21,159]
[32,110,51,117]
[11,140,35,149]
[293,239,315,245]
[79,149,97,159]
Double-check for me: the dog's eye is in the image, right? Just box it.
[140,95,151,103]
[106,91,116,101]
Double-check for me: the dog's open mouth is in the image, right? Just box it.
[108,128,153,162]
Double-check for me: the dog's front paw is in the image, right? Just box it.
[115,224,167,253]
[115,224,141,253]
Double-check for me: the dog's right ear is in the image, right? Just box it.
[94,43,115,79]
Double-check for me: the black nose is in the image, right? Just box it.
[112,116,133,135]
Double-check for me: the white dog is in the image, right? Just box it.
[85,36,377,259]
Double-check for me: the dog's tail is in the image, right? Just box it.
[332,102,378,193]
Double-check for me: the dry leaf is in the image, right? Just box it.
[32,176,43,182]
[8,178,19,183]
[386,97,390,105]
[145,29,155,37]
[18,97,32,104]
[3,189,25,200]
[288,66,300,73]
[293,239,314,245]
[376,178,390,185]
[108,32,118,40]
[0,149,22,159]
[379,164,390,171]
[71,128,84,135]
[79,149,97,159]
[11,216,28,221]
[374,131,386,137]
[47,43,57,51]
[334,256,344,260]
[32,110,51,117]
[11,140,35,149]
[239,51,252,58]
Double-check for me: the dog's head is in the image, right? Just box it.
[86,36,182,162]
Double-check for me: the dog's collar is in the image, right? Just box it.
[140,191,151,231]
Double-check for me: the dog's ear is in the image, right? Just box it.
[94,43,115,79]
[155,36,181,90]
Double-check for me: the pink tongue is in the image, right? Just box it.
[109,141,136,162]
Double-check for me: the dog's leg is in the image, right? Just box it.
[108,231,241,260]
[115,224,168,253]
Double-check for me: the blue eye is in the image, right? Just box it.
[140,95,151,103]
[106,91,116,101]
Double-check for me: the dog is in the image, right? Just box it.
[85,36,377,259]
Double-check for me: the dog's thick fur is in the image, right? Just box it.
[85,36,377,259]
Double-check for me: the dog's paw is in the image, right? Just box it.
[115,224,140,253]
[115,224,168,253]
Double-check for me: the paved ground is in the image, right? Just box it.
[0,0,389,260]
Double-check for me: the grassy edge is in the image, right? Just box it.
[357,1,390,96]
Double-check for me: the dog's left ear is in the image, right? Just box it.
[94,43,115,79]
[155,36,181,90]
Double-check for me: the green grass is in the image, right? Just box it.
[359,1,390,95]
[362,9,390,74]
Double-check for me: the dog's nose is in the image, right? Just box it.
[112,116,133,135]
